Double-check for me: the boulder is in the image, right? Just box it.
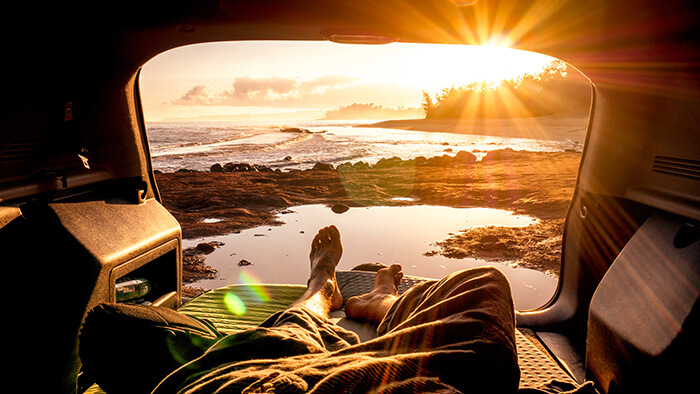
[373,156,404,169]
[336,162,353,171]
[224,163,255,172]
[210,163,224,172]
[425,154,453,167]
[252,164,273,172]
[352,161,370,170]
[195,242,217,254]
[414,156,429,166]
[482,148,521,162]
[453,150,477,165]
[223,162,235,172]
[311,162,335,171]
[331,203,350,214]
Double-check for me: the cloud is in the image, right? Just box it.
[173,85,219,106]
[169,75,366,107]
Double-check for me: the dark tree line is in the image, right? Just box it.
[421,60,590,119]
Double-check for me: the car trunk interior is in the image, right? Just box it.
[2,1,698,393]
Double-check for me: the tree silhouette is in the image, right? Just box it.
[422,60,589,119]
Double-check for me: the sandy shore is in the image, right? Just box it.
[156,150,582,295]
[363,110,589,143]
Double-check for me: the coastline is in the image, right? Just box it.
[156,149,582,295]
[360,110,589,143]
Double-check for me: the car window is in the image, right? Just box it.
[140,41,591,310]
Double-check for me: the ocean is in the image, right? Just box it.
[145,120,583,173]
[149,119,573,307]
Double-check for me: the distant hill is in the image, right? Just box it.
[322,103,423,120]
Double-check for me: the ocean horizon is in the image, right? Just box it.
[146,119,583,173]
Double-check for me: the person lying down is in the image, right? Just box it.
[79,225,521,394]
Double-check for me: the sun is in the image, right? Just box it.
[400,43,557,95]
[141,40,561,121]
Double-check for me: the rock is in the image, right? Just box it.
[283,156,293,161]
[336,162,353,171]
[224,163,256,172]
[480,235,501,243]
[352,161,370,170]
[351,262,388,272]
[311,162,335,171]
[238,259,253,266]
[331,203,350,214]
[453,150,477,165]
[193,241,224,255]
[195,243,216,254]
[252,164,273,172]
[176,168,194,173]
[414,156,429,166]
[424,154,453,167]
[280,127,310,133]
[210,163,224,172]
[482,148,523,161]
[374,156,404,169]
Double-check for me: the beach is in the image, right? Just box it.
[146,111,588,297]
[363,109,589,142]
[156,149,581,296]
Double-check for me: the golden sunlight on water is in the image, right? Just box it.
[183,204,557,310]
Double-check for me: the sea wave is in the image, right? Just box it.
[146,120,583,172]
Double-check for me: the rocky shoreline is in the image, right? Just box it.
[168,147,580,176]
[155,149,583,296]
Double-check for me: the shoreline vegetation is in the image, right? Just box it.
[157,140,583,296]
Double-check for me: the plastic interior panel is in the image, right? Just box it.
[587,212,700,393]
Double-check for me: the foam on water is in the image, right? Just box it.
[146,120,581,173]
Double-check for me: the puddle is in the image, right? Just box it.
[184,204,558,310]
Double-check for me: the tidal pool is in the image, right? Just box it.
[184,204,558,311]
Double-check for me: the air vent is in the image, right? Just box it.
[653,156,700,181]
[0,140,42,162]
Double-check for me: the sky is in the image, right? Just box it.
[139,41,556,122]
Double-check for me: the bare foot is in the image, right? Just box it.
[345,264,403,325]
[307,225,344,311]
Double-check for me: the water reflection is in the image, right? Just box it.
[184,204,557,310]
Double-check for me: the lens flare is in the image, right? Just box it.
[223,292,247,315]
[238,271,271,303]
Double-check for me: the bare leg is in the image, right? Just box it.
[345,264,403,325]
[290,225,344,317]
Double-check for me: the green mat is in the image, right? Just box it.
[83,271,578,391]
[178,284,307,335]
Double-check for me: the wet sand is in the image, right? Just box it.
[156,150,581,296]
[363,109,589,143]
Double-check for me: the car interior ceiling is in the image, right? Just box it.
[2,0,699,393]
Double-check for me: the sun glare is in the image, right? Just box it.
[370,43,555,95]
[141,40,560,121]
